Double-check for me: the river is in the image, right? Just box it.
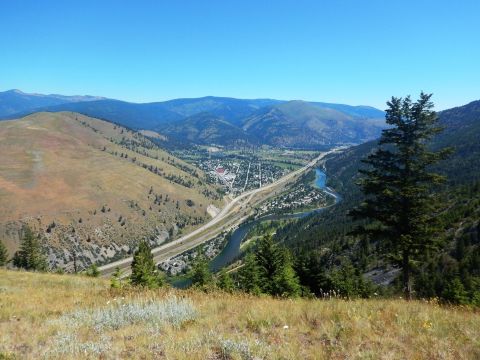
[208,167,340,271]
[171,168,340,286]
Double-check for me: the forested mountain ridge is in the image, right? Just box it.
[0,89,105,117]
[433,100,480,184]
[6,99,185,130]
[242,100,386,148]
[275,99,480,303]
[157,112,257,146]
[1,90,386,148]
[323,99,480,188]
[0,92,282,128]
[156,96,283,126]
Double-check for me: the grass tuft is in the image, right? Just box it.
[51,296,197,332]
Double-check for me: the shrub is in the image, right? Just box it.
[110,267,123,289]
[190,253,213,289]
[0,240,7,266]
[85,264,100,277]
[53,297,197,332]
[130,240,164,288]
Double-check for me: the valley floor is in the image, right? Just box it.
[0,269,479,359]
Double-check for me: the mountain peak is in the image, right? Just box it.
[7,89,26,94]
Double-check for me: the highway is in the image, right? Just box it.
[98,149,338,277]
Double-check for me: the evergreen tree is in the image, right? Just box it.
[272,248,301,297]
[351,93,451,299]
[255,234,281,294]
[237,252,261,295]
[110,267,123,289]
[130,240,163,288]
[442,278,469,305]
[253,235,301,297]
[13,227,47,271]
[190,253,213,288]
[328,260,375,298]
[294,252,330,296]
[0,240,8,266]
[217,269,235,292]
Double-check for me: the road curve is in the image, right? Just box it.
[98,149,337,276]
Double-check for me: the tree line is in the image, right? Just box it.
[124,234,376,299]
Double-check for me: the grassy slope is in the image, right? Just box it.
[0,270,479,359]
[0,112,222,268]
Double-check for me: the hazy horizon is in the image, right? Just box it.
[2,87,476,112]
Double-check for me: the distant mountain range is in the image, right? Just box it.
[0,89,105,117]
[0,89,386,148]
[242,101,386,148]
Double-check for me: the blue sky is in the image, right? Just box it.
[1,0,479,109]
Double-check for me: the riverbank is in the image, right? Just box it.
[166,168,340,286]
[206,168,341,272]
[99,150,338,278]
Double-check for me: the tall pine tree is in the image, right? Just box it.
[130,240,163,288]
[252,234,301,297]
[237,252,261,295]
[351,93,450,299]
[12,226,47,271]
[255,234,280,294]
[216,269,235,292]
[272,248,301,297]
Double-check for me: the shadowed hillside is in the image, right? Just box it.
[274,99,480,303]
[158,112,257,145]
[0,112,222,271]
[0,89,105,117]
[243,101,386,148]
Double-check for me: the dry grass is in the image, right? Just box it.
[0,112,221,259]
[0,269,479,359]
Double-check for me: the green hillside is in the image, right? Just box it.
[274,99,480,304]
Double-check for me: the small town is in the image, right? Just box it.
[201,158,290,195]
[176,148,312,196]
[257,181,329,215]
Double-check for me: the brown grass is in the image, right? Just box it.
[0,112,221,257]
[0,269,479,359]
